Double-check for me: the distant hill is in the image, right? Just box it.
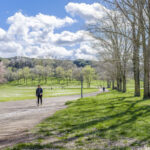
[1,57,98,70]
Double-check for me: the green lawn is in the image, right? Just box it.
[0,85,98,102]
[7,90,150,150]
[127,80,143,89]
[9,78,105,89]
[0,78,103,102]
[0,79,139,102]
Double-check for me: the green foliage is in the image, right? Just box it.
[73,59,92,67]
[55,66,65,79]
[83,65,96,88]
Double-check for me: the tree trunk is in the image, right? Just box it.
[117,78,119,90]
[139,2,150,99]
[122,74,126,93]
[122,60,127,93]
[142,29,149,98]
[133,47,140,96]
[119,78,122,92]
[45,77,47,84]
[148,0,150,97]
[107,80,111,88]
[112,80,115,90]
[132,22,140,97]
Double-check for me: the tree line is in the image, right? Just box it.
[88,0,150,98]
[0,58,97,88]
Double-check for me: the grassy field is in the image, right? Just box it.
[126,80,143,89]
[9,78,106,88]
[0,78,105,102]
[1,78,142,102]
[0,85,98,102]
[7,89,150,150]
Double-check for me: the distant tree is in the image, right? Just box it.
[65,69,73,86]
[72,67,82,81]
[23,67,30,85]
[34,65,44,83]
[55,67,65,84]
[5,67,14,82]
[2,59,10,67]
[43,66,52,84]
[0,62,6,83]
[17,69,23,84]
[73,59,92,67]
[83,65,95,88]
[30,68,36,84]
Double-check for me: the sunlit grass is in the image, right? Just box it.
[127,79,143,89]
[0,85,98,102]
[8,90,150,149]
[9,77,105,88]
[0,78,103,102]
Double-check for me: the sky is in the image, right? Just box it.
[0,0,108,60]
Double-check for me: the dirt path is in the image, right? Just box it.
[0,90,102,149]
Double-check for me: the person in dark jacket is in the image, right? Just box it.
[36,85,43,106]
[103,87,105,92]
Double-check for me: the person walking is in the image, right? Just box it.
[103,87,105,92]
[36,85,43,106]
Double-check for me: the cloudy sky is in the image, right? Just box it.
[0,0,107,60]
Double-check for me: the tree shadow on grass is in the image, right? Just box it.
[8,143,65,150]
[14,94,150,149]
[48,97,150,149]
[59,97,147,133]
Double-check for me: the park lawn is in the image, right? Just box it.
[8,90,150,150]
[0,85,98,102]
[9,78,105,89]
[126,80,143,89]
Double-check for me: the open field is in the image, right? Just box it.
[0,79,144,102]
[9,78,105,88]
[0,85,98,102]
[0,78,105,102]
[7,89,150,150]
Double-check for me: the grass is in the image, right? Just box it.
[0,78,103,102]
[0,85,98,102]
[7,89,150,150]
[126,80,143,89]
[9,77,106,88]
[0,79,143,102]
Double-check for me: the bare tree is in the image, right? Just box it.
[89,10,132,92]
[113,0,150,98]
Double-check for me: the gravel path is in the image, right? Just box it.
[0,90,102,149]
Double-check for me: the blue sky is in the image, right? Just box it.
[0,0,98,30]
[0,0,107,60]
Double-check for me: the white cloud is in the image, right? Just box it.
[0,28,6,41]
[24,44,73,59]
[0,12,76,58]
[52,30,94,46]
[7,12,75,31]
[73,42,98,60]
[7,12,75,42]
[0,41,23,58]
[65,2,110,24]
[0,2,109,60]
